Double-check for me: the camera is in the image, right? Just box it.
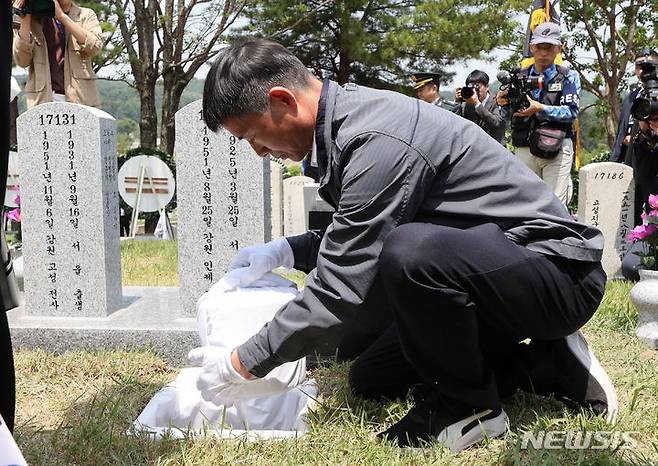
[631,61,658,121]
[497,69,544,113]
[13,0,55,18]
[459,83,480,100]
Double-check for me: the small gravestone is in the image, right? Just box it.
[578,162,634,279]
[17,102,122,316]
[303,183,334,231]
[175,100,271,316]
[283,176,314,236]
[270,161,284,239]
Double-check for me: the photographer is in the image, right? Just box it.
[625,53,658,225]
[455,70,506,144]
[496,22,580,205]
[610,50,658,163]
[621,115,658,281]
[12,0,102,109]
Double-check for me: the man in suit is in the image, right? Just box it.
[455,70,506,144]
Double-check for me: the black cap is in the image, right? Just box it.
[411,72,441,90]
[635,48,658,64]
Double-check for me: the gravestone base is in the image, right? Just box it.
[636,321,658,349]
[7,286,197,366]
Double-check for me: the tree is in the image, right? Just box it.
[108,0,247,152]
[239,0,525,88]
[560,0,657,147]
[159,0,248,155]
[111,0,159,148]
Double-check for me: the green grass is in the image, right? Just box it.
[121,239,179,286]
[12,280,658,465]
[119,240,305,289]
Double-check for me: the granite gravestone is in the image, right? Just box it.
[16,102,122,317]
[303,183,334,231]
[577,162,634,279]
[270,161,284,239]
[175,100,271,316]
[283,176,314,236]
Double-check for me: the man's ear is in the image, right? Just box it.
[268,87,298,116]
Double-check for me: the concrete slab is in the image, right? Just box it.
[7,286,198,366]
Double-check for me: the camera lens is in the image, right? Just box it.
[631,99,652,121]
[461,86,475,99]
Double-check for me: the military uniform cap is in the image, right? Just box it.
[411,72,441,90]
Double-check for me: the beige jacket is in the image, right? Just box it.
[13,4,102,108]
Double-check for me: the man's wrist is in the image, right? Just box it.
[231,348,254,379]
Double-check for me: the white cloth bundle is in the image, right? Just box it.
[133,273,317,439]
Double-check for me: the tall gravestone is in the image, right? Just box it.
[283,176,314,236]
[270,161,284,239]
[175,100,271,316]
[17,102,122,316]
[578,162,634,279]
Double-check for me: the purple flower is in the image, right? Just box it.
[14,194,20,206]
[6,208,20,223]
[649,194,658,209]
[627,223,658,243]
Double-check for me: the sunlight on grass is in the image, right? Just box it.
[121,239,178,286]
[13,269,658,464]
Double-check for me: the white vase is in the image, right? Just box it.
[630,269,658,349]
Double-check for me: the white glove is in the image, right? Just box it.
[188,346,294,404]
[226,237,294,288]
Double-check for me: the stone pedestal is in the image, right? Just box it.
[7,286,198,365]
[630,269,658,349]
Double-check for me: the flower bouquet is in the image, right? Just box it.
[627,194,658,269]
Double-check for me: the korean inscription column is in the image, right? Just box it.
[17,102,122,317]
[175,99,270,316]
[577,162,635,279]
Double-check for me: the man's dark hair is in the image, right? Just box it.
[465,70,490,86]
[202,38,312,132]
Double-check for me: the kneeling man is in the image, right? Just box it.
[194,38,617,452]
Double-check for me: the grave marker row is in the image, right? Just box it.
[15,102,639,325]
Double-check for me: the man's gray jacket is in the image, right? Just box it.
[237,80,604,377]
[457,94,506,144]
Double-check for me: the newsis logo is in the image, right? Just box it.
[520,430,639,450]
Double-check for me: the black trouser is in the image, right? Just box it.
[120,216,131,237]
[0,311,14,432]
[1,0,15,433]
[621,241,643,282]
[350,223,606,411]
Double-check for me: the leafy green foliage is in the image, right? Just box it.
[558,0,658,146]
[77,0,125,73]
[239,0,525,89]
[284,163,302,178]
